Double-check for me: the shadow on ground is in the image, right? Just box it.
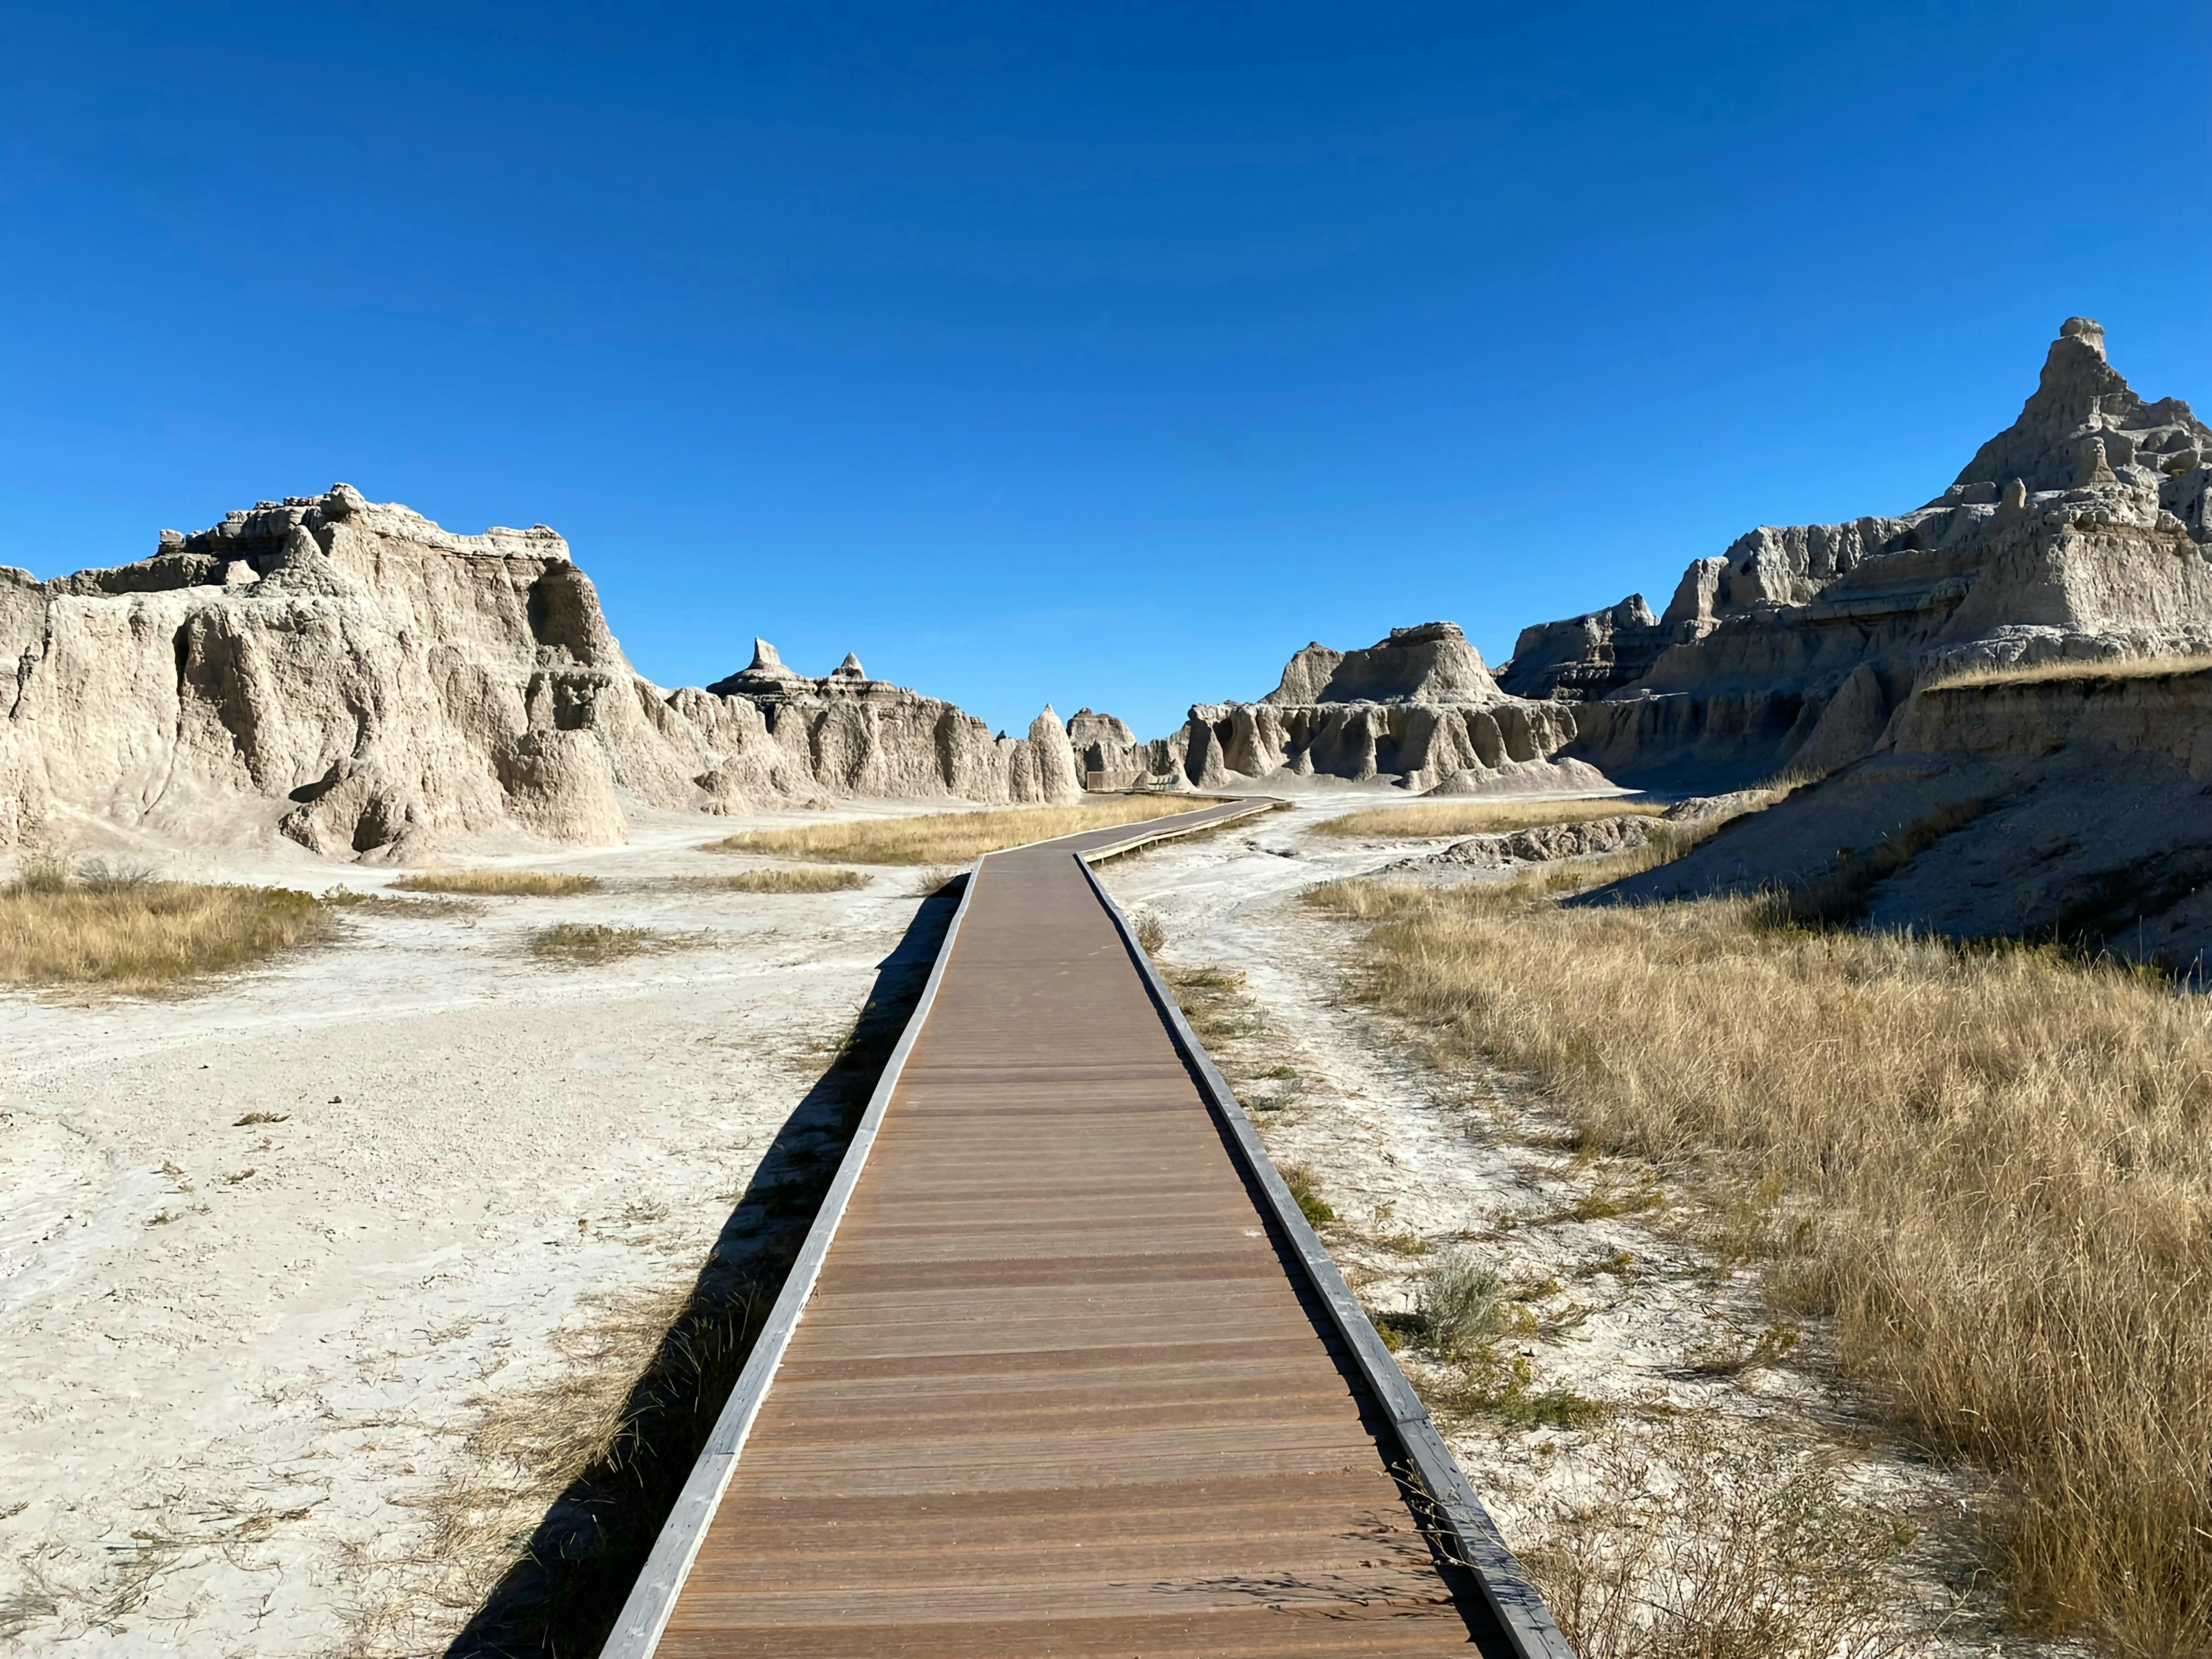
[442,877,965,1659]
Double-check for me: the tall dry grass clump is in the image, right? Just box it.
[1308,876,2212,1655]
[1319,796,1664,839]
[391,869,599,896]
[705,796,1224,865]
[0,859,331,993]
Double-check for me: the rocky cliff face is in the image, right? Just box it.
[1,486,1081,859]
[1603,663,2212,968]
[1089,622,1611,794]
[1501,320,2212,787]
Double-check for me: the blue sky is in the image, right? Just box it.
[2,2,2206,737]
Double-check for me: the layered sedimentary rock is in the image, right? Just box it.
[0,487,1081,859]
[1419,814,1655,868]
[1501,320,2212,786]
[1605,663,2212,967]
[1090,622,1611,794]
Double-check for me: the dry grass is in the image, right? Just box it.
[340,1277,771,1657]
[391,869,599,896]
[526,923,705,965]
[1317,796,1664,839]
[691,867,868,894]
[1307,874,2212,1654]
[1525,1417,1910,1659]
[320,887,479,917]
[1921,652,2212,693]
[0,861,332,993]
[704,797,1224,865]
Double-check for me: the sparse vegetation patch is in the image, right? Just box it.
[392,870,599,896]
[0,859,332,993]
[320,886,480,916]
[526,924,707,966]
[1524,1418,1909,1659]
[690,867,868,894]
[704,797,1223,865]
[1319,797,1665,839]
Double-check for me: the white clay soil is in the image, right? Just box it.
[0,807,944,1656]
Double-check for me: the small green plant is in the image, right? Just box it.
[1435,1349,1613,1430]
[233,1112,288,1126]
[1570,1183,1664,1222]
[1279,1163,1335,1228]
[1418,1248,1505,1358]
[11,854,70,895]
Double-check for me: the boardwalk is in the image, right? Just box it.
[612,803,1569,1658]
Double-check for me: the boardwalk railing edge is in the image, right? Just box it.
[1078,854,1581,1659]
[600,798,1274,1659]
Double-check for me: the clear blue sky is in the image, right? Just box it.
[3,3,2206,737]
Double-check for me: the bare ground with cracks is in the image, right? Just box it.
[1099,800,2081,1659]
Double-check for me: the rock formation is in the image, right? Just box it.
[1604,661,2212,967]
[1418,814,1655,868]
[1501,319,2212,787]
[1088,622,1613,795]
[1,486,1082,859]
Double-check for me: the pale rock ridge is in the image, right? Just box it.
[2,487,1081,858]
[1067,708,1141,787]
[1499,320,2212,786]
[1083,622,1610,796]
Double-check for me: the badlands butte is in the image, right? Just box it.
[7,317,2212,957]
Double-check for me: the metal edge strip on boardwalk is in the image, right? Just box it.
[1077,854,1579,1659]
[602,800,1269,1659]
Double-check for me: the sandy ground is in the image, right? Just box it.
[0,808,940,1656]
[1097,797,2080,1659]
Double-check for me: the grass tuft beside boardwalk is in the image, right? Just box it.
[1317,797,1665,839]
[392,870,600,896]
[705,797,1219,865]
[1306,874,2212,1654]
[1,863,332,993]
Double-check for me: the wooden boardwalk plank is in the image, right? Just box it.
[615,802,1566,1658]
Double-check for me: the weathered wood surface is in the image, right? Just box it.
[645,801,1532,1656]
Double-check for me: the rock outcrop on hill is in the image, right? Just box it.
[1501,319,2212,787]
[1419,814,1656,868]
[0,487,1080,859]
[1603,661,2212,967]
[1087,622,1614,795]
